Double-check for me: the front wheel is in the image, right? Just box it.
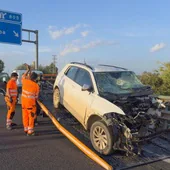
[90,121,113,155]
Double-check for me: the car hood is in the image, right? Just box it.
[90,95,125,116]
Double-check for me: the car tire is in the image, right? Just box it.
[90,120,113,155]
[53,88,60,109]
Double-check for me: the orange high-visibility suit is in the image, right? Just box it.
[5,79,18,126]
[21,76,39,134]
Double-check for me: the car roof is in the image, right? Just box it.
[68,62,128,73]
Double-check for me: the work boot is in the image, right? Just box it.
[6,125,12,130]
[27,132,36,136]
[24,131,28,135]
[11,123,17,126]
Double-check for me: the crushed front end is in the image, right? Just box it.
[103,95,170,156]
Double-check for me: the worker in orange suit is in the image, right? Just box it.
[21,64,40,136]
[5,72,18,130]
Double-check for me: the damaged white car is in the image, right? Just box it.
[53,62,170,155]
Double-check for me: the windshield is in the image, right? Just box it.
[94,71,145,95]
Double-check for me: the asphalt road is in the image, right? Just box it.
[0,96,102,170]
[1,95,170,170]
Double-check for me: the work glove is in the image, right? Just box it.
[24,63,31,70]
[9,97,13,103]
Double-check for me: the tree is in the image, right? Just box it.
[158,62,170,95]
[16,62,36,70]
[139,62,170,95]
[139,71,163,94]
[15,62,57,74]
[38,63,57,74]
[15,63,27,70]
[0,60,5,73]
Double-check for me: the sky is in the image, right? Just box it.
[0,0,170,74]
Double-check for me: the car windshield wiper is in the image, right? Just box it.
[128,86,153,97]
[132,86,151,92]
[119,86,132,90]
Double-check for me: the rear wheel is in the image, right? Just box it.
[53,88,63,121]
[53,88,60,109]
[90,121,113,155]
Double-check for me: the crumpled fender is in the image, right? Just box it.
[90,95,125,116]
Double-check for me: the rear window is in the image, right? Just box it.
[65,66,78,81]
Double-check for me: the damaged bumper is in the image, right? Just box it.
[103,112,170,156]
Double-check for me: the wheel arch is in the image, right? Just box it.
[86,114,103,131]
[54,85,59,90]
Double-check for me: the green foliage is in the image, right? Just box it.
[15,63,27,70]
[158,62,170,95]
[139,72,163,94]
[139,62,170,95]
[15,62,57,74]
[38,63,57,74]
[0,60,5,73]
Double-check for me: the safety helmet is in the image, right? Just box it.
[11,72,18,77]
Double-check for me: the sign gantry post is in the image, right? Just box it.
[22,29,39,70]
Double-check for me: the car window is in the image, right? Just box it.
[75,69,92,87]
[65,66,78,80]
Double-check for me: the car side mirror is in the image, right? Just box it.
[82,84,92,92]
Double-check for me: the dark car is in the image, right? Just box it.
[0,73,9,96]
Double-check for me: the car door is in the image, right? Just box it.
[59,66,79,114]
[70,68,95,124]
